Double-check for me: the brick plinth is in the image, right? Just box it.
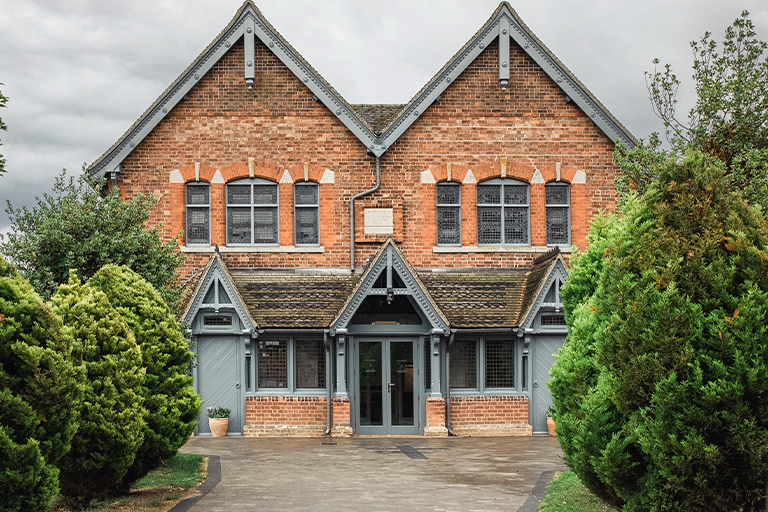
[448,396,531,437]
[425,397,448,437]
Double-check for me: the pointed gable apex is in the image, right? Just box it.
[330,239,450,336]
[183,253,257,334]
[375,2,635,152]
[516,248,569,334]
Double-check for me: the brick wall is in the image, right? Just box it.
[448,396,531,436]
[117,37,620,277]
[242,396,352,437]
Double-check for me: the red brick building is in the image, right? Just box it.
[89,1,634,436]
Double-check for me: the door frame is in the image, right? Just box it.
[194,334,245,435]
[351,337,423,435]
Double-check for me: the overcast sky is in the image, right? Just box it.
[0,0,766,233]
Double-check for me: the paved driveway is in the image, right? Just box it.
[178,436,567,512]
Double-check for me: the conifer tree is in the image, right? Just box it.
[0,260,82,512]
[551,151,768,511]
[89,264,200,494]
[51,272,146,509]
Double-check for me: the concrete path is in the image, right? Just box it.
[178,436,567,511]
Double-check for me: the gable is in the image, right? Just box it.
[517,254,569,335]
[88,1,634,182]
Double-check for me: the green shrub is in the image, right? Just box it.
[89,264,200,495]
[551,152,768,511]
[0,260,82,512]
[51,272,146,509]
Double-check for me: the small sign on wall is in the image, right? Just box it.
[364,208,394,235]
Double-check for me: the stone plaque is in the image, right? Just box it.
[364,208,394,235]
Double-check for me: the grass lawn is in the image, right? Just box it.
[53,453,207,512]
[539,471,619,512]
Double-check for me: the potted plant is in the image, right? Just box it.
[546,406,556,436]
[207,406,231,437]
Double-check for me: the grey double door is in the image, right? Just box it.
[353,338,419,435]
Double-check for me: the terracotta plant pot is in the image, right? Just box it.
[547,416,556,436]
[209,417,229,437]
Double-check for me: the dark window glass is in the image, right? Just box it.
[226,179,278,245]
[258,339,287,388]
[295,339,325,389]
[203,315,232,326]
[541,315,567,326]
[546,183,570,245]
[350,295,423,325]
[437,182,461,245]
[477,180,529,245]
[485,339,515,388]
[294,183,319,245]
[186,183,210,245]
[449,340,477,389]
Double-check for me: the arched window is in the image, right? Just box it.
[436,182,461,245]
[545,183,570,246]
[477,178,529,245]
[226,178,278,245]
[186,182,210,246]
[294,182,319,246]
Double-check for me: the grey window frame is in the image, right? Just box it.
[185,182,210,246]
[545,182,571,246]
[251,336,326,396]
[436,181,462,246]
[449,337,523,396]
[294,182,320,246]
[226,177,279,246]
[476,178,530,246]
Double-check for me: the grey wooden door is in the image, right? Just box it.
[531,335,564,434]
[353,338,419,435]
[197,336,242,435]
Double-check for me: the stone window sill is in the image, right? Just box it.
[181,245,325,254]
[433,246,570,254]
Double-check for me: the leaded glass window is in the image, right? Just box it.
[546,183,570,246]
[436,182,461,245]
[258,339,288,388]
[186,183,210,245]
[294,183,319,245]
[485,339,515,388]
[295,339,325,388]
[477,179,529,245]
[226,178,278,245]
[449,340,477,389]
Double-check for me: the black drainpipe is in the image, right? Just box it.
[445,331,455,436]
[349,155,381,269]
[324,331,332,435]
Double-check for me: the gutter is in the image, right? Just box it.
[445,330,456,436]
[349,155,381,269]
[324,331,332,435]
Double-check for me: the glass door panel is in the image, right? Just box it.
[389,341,414,427]
[358,341,383,426]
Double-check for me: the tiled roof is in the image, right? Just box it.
[229,270,360,329]
[351,105,406,135]
[515,247,565,325]
[417,270,527,328]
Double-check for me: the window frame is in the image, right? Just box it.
[449,337,524,396]
[185,182,211,246]
[225,177,279,246]
[294,182,320,246]
[248,336,326,396]
[436,181,462,246]
[545,182,571,247]
[476,178,530,246]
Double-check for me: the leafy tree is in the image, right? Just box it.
[551,152,768,511]
[51,272,146,509]
[89,264,200,495]
[0,83,7,175]
[0,260,83,512]
[617,11,768,209]
[1,171,185,310]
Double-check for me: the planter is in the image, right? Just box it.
[547,416,556,436]
[209,417,229,437]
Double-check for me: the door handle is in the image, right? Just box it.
[388,382,395,392]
